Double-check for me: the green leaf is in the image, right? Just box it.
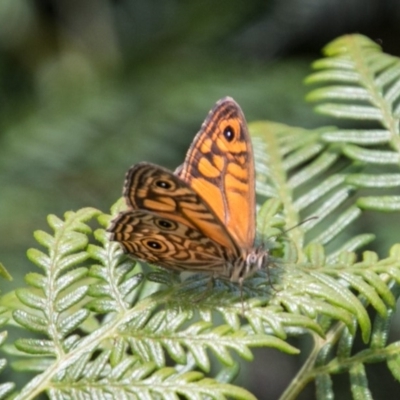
[0,262,12,281]
[387,351,400,382]
[15,339,56,356]
[349,363,372,399]
[357,196,400,211]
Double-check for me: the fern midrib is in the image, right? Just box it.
[107,244,131,312]
[262,127,306,262]
[48,233,76,358]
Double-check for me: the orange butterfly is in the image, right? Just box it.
[108,97,269,289]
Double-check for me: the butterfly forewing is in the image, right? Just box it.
[176,97,256,249]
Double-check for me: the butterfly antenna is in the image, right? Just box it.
[279,216,318,237]
[265,261,276,291]
[260,216,318,249]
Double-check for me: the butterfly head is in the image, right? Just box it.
[228,247,270,285]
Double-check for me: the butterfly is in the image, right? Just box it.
[108,97,270,293]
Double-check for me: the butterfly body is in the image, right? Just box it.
[108,97,269,289]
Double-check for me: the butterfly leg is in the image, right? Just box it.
[266,263,276,291]
[238,277,246,316]
[190,274,215,303]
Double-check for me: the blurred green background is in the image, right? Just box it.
[1,1,400,398]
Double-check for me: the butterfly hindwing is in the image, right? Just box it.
[123,163,239,254]
[109,210,231,274]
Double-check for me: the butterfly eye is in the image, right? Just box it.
[156,219,176,230]
[223,126,235,142]
[144,239,165,251]
[155,179,172,189]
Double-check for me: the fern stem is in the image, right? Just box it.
[278,335,320,400]
[278,323,345,400]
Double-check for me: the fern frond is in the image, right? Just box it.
[86,226,144,314]
[121,307,298,371]
[305,34,400,212]
[11,208,100,369]
[51,354,257,400]
[250,76,400,397]
[252,123,365,259]
[280,244,400,399]
[252,36,400,262]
